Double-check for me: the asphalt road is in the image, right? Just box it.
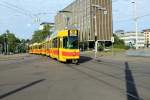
[0,54,150,100]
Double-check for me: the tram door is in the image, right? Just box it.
[57,38,60,59]
[58,37,63,60]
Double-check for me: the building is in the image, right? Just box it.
[143,29,150,47]
[119,32,145,48]
[55,0,112,46]
[115,30,125,37]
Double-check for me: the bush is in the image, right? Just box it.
[98,45,104,51]
[113,34,128,50]
[125,46,130,50]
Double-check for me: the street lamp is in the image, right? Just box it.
[132,0,138,49]
[92,4,107,58]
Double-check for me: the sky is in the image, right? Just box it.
[0,0,150,39]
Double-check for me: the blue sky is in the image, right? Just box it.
[113,0,150,32]
[0,0,150,39]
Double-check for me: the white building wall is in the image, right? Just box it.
[119,32,145,48]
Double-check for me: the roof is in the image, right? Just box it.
[143,29,150,32]
[40,22,55,25]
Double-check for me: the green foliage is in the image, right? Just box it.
[0,30,30,54]
[113,34,124,45]
[98,45,104,51]
[8,33,20,53]
[31,24,52,43]
[16,39,31,53]
[0,30,21,53]
[43,24,52,31]
[113,34,128,49]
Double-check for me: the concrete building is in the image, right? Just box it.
[115,30,125,37]
[55,0,112,46]
[119,32,145,48]
[143,29,150,47]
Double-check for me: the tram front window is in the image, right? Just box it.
[63,36,78,49]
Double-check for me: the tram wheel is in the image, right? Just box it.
[72,59,79,65]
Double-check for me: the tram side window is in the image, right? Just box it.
[48,41,51,48]
[53,38,57,48]
[50,41,52,48]
[39,45,42,49]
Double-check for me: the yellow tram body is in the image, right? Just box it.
[29,29,80,63]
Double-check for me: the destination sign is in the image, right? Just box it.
[69,30,78,36]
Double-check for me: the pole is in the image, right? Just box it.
[4,33,7,55]
[94,14,98,58]
[104,41,105,50]
[92,5,107,58]
[4,40,6,55]
[7,43,9,55]
[6,34,9,55]
[133,0,138,49]
[66,17,70,27]
[111,37,114,56]
[112,42,114,56]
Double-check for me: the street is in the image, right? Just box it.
[0,53,150,100]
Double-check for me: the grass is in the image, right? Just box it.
[112,48,127,52]
[83,48,127,57]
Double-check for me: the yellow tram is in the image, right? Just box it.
[29,29,80,64]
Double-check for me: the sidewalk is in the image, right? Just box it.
[81,50,150,63]
[127,49,150,57]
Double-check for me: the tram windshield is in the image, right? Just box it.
[63,36,78,49]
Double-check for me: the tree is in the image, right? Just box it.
[113,34,129,49]
[31,24,53,43]
[0,30,21,53]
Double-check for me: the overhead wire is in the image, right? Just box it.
[0,0,58,24]
[0,2,33,18]
[0,0,149,23]
[0,1,33,16]
[113,0,150,22]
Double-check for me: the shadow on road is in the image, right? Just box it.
[79,56,93,64]
[0,79,46,99]
[125,62,140,100]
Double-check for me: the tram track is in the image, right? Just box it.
[90,59,150,90]
[85,61,150,90]
[65,63,144,100]
[92,58,150,75]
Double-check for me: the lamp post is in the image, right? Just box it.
[132,0,138,49]
[92,4,107,58]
